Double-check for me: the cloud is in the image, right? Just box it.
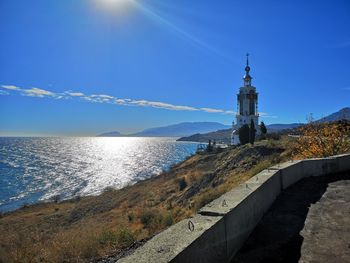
[114,99,127,104]
[342,87,350,91]
[23,87,56,98]
[2,85,21,91]
[260,113,278,118]
[0,90,9,95]
[82,96,93,101]
[200,107,224,113]
[129,100,198,111]
[67,92,84,97]
[91,94,114,99]
[1,84,271,117]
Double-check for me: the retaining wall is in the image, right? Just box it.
[118,154,350,263]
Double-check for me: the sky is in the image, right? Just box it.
[0,0,349,136]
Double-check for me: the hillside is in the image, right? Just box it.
[176,124,302,143]
[317,107,350,123]
[97,131,121,137]
[178,108,350,143]
[0,138,293,263]
[267,123,302,131]
[177,128,232,144]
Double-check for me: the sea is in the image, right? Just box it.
[0,137,199,213]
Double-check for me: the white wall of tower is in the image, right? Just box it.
[231,55,259,145]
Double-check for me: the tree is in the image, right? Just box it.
[206,139,213,152]
[260,121,267,135]
[249,119,256,145]
[293,120,350,159]
[239,124,250,145]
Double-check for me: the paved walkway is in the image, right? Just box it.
[231,172,350,263]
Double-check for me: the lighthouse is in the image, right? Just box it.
[231,54,259,145]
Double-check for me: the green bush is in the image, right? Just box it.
[162,213,174,227]
[239,124,250,145]
[140,210,174,231]
[98,228,135,248]
[117,229,135,247]
[140,210,159,229]
[98,230,118,246]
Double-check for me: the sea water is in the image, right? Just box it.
[0,137,198,212]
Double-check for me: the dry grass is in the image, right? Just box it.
[0,137,293,263]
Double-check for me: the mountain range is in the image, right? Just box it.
[98,107,349,138]
[98,122,231,137]
[316,107,350,123]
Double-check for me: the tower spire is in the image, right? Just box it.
[243,53,252,86]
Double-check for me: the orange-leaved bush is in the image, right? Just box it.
[293,120,350,159]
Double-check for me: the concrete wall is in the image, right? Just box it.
[118,154,350,263]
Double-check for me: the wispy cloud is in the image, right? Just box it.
[66,92,85,97]
[200,107,224,113]
[342,87,350,91]
[0,90,9,95]
[260,112,278,118]
[22,87,56,98]
[2,85,21,91]
[0,84,240,115]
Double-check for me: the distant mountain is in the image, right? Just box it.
[132,122,231,137]
[177,128,232,144]
[98,131,122,137]
[98,108,350,138]
[317,107,350,123]
[266,123,303,131]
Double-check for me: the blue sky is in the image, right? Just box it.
[0,0,349,136]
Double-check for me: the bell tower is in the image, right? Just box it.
[231,54,259,145]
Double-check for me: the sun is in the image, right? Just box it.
[94,0,132,11]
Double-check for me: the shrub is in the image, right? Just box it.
[239,124,250,145]
[162,213,174,227]
[293,120,350,159]
[206,140,213,152]
[249,120,256,145]
[116,229,135,247]
[178,177,188,191]
[140,210,159,229]
[194,189,223,211]
[140,210,173,232]
[127,213,135,222]
[98,229,118,246]
[260,121,267,135]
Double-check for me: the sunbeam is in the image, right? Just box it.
[129,0,228,60]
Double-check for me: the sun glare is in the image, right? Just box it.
[94,0,132,12]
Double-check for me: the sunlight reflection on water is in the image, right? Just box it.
[0,137,198,212]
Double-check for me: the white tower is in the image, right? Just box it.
[231,54,259,145]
